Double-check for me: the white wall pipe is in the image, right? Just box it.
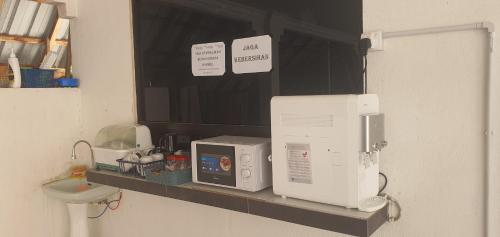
[380,22,496,237]
[486,28,496,237]
[384,22,494,39]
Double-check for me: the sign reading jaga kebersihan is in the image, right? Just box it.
[232,35,272,74]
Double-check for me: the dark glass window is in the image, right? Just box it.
[133,0,363,138]
[137,1,271,125]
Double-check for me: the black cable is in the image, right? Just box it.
[107,200,120,205]
[359,38,371,94]
[386,194,402,222]
[87,191,122,219]
[106,194,122,210]
[378,172,388,195]
[364,55,368,94]
[88,205,108,219]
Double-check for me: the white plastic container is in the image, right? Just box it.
[8,49,21,88]
[92,124,154,171]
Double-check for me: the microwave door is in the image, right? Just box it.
[196,144,236,187]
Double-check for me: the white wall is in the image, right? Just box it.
[0,89,82,237]
[367,31,487,236]
[70,0,500,236]
[364,0,500,235]
[70,0,137,140]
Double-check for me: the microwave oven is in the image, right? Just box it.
[271,94,387,209]
[191,136,272,192]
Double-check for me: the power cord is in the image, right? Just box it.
[363,55,368,94]
[106,191,123,210]
[88,205,108,219]
[359,38,371,94]
[88,191,123,219]
[377,172,402,222]
[378,172,388,195]
[384,194,402,222]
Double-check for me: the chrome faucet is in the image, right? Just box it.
[71,140,95,168]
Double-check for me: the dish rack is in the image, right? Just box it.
[116,158,165,178]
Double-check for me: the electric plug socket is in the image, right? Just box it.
[361,31,384,51]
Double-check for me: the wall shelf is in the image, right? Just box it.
[87,170,387,237]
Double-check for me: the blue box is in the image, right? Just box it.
[21,69,56,88]
[57,78,79,88]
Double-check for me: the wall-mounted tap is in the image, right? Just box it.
[71,140,95,168]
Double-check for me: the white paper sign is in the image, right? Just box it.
[191,42,225,76]
[232,35,272,74]
[286,143,312,184]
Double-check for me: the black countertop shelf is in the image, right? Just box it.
[87,170,387,237]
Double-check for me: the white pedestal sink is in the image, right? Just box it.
[43,178,119,237]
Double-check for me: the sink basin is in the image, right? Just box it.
[43,178,119,204]
[43,177,119,237]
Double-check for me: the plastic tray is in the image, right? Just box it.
[145,169,192,186]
